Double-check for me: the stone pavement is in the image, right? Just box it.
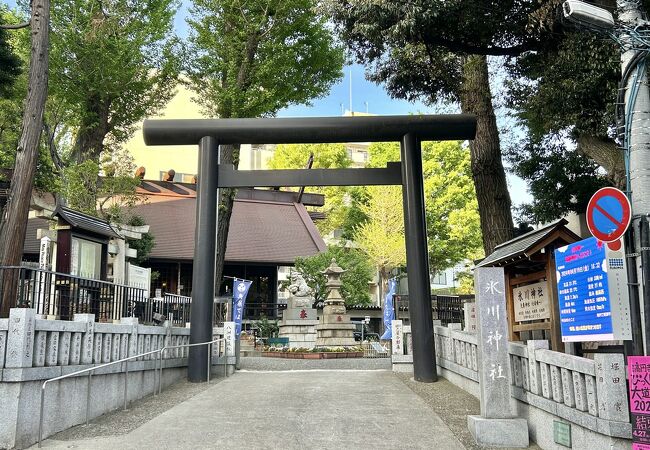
[37,369,465,450]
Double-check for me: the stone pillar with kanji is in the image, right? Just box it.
[468,267,529,448]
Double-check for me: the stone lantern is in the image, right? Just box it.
[315,259,356,347]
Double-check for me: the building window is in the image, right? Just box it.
[431,271,447,285]
[159,171,195,183]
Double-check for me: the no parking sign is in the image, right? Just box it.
[586,187,631,251]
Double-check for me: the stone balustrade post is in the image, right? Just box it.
[6,308,36,368]
[526,340,548,396]
[74,314,95,365]
[595,353,628,422]
[120,317,139,357]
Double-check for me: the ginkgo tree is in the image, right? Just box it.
[358,141,482,296]
[267,142,367,237]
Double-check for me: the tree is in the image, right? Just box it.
[325,1,562,254]
[62,159,141,221]
[355,184,406,300]
[0,0,50,316]
[0,11,21,97]
[292,246,373,306]
[186,0,344,290]
[366,141,482,276]
[505,21,622,222]
[46,0,180,163]
[268,143,367,236]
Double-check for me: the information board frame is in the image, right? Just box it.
[554,237,631,342]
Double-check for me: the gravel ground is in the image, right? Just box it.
[239,356,392,371]
[396,373,541,450]
[51,377,225,441]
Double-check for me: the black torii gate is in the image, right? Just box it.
[143,115,476,383]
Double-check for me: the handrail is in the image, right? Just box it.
[157,338,226,395]
[38,337,228,448]
[38,348,162,447]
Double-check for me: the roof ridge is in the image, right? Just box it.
[493,218,567,250]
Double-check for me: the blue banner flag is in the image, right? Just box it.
[232,279,252,337]
[380,279,397,340]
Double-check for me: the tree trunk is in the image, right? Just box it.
[459,55,515,256]
[73,95,110,162]
[577,134,626,190]
[0,0,50,316]
[214,144,240,294]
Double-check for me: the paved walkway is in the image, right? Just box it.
[39,369,465,450]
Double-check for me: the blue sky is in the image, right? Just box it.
[2,0,532,210]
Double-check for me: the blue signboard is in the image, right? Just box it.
[554,237,614,342]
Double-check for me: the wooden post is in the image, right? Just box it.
[546,249,564,352]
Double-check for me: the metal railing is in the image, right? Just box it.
[0,266,147,321]
[157,338,227,394]
[38,338,227,447]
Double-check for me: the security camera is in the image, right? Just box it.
[563,0,615,30]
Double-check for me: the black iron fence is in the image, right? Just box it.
[0,266,148,322]
[433,295,466,326]
[392,293,475,327]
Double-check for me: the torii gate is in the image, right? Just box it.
[143,115,476,383]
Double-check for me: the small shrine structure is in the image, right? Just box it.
[476,219,580,352]
[315,259,356,347]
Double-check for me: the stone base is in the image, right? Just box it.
[315,322,356,347]
[391,354,413,373]
[278,319,318,348]
[282,307,317,321]
[467,416,529,448]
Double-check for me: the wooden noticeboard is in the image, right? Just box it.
[481,220,581,352]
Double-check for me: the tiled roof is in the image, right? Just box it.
[135,181,325,207]
[477,219,578,267]
[134,197,326,264]
[54,206,121,239]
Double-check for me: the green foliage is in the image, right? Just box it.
[326,0,545,105]
[62,158,141,221]
[354,184,405,285]
[509,32,618,140]
[186,0,344,118]
[125,215,156,265]
[0,9,59,194]
[505,31,618,222]
[268,143,367,237]
[255,315,279,338]
[42,0,180,160]
[270,143,350,170]
[365,141,482,273]
[292,246,373,307]
[0,10,21,97]
[507,136,610,223]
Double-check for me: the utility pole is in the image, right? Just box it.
[619,0,650,354]
[564,0,650,354]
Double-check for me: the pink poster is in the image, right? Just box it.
[629,357,650,449]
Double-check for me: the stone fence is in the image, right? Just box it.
[0,308,234,449]
[433,324,631,449]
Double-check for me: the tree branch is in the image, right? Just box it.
[0,22,30,30]
[420,32,536,56]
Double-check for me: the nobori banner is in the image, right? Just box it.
[554,237,631,342]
